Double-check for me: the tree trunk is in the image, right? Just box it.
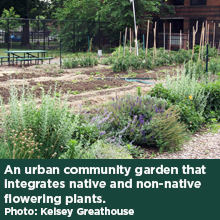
[21,19,30,46]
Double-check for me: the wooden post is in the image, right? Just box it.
[191,27,195,61]
[130,28,131,52]
[208,24,209,45]
[153,28,155,66]
[124,27,127,57]
[201,23,205,62]
[169,23,171,51]
[198,27,204,62]
[205,21,207,45]
[180,30,182,50]
[188,30,189,55]
[217,39,220,58]
[118,31,121,58]
[154,21,157,59]
[163,23,165,53]
[213,23,215,48]
[146,20,149,59]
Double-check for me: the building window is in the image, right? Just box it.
[190,0,206,5]
[173,0,184,5]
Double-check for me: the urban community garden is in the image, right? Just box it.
[0,44,220,159]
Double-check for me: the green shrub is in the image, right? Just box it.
[94,140,133,159]
[59,139,99,159]
[149,83,205,131]
[145,106,187,151]
[165,69,209,114]
[203,80,220,121]
[208,58,220,75]
[59,139,133,159]
[0,86,78,159]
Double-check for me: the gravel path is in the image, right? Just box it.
[154,131,220,159]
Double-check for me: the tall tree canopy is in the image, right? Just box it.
[54,0,174,32]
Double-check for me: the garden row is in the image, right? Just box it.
[1,60,220,159]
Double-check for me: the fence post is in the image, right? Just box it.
[88,36,90,52]
[73,21,75,53]
[99,18,101,49]
[43,21,45,50]
[205,44,208,73]
[7,19,10,51]
[60,37,62,69]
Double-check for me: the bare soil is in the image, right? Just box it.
[0,59,179,108]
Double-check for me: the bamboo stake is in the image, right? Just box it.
[154,22,157,59]
[213,23,215,48]
[217,39,220,58]
[146,20,149,59]
[202,23,205,62]
[163,23,165,53]
[188,30,189,55]
[191,21,198,61]
[208,24,209,45]
[198,27,203,62]
[130,28,131,52]
[136,26,138,56]
[153,28,155,67]
[205,21,207,44]
[180,30,182,50]
[118,31,121,58]
[169,23,171,51]
[124,27,127,57]
[191,27,195,61]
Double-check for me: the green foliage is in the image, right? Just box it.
[208,58,220,75]
[0,86,78,159]
[149,83,206,131]
[95,140,133,159]
[59,139,99,159]
[203,80,220,121]
[164,69,209,114]
[104,94,186,150]
[0,7,22,30]
[146,106,187,151]
[62,53,98,68]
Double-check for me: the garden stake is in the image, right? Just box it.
[118,31,121,58]
[143,34,145,51]
[208,24,209,45]
[205,44,208,83]
[198,26,203,62]
[169,23,171,51]
[191,21,198,61]
[146,20,149,59]
[205,21,207,44]
[88,36,90,52]
[130,28,131,52]
[124,27,127,57]
[163,23,165,53]
[213,23,215,48]
[154,22,157,59]
[123,35,125,55]
[202,23,205,63]
[188,30,189,55]
[217,39,220,58]
[180,30,182,50]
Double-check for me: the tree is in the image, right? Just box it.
[0,7,23,43]
[0,0,50,46]
[53,0,174,51]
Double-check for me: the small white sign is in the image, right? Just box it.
[98,50,102,56]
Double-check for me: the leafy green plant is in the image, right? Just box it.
[0,85,78,159]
